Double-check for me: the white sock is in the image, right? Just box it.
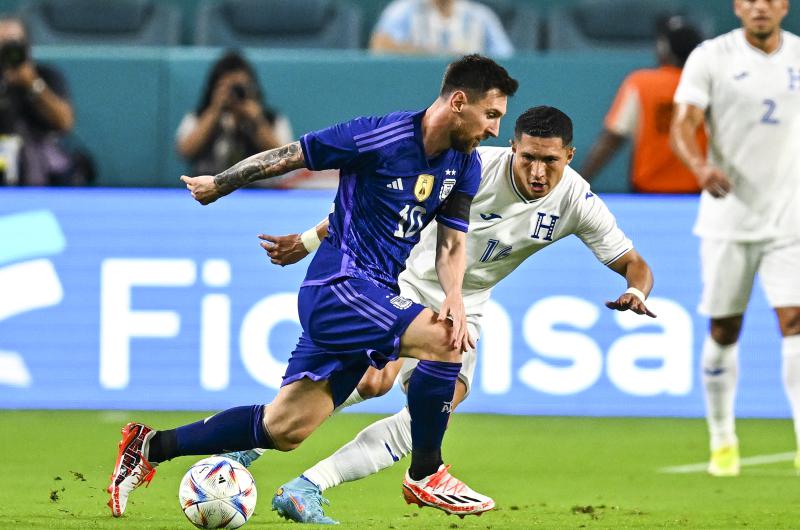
[303,407,412,491]
[334,389,365,412]
[781,335,800,451]
[701,336,739,451]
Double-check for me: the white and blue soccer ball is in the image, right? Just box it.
[179,456,257,529]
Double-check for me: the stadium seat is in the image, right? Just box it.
[477,0,542,52]
[194,0,363,49]
[19,0,182,46]
[546,0,715,51]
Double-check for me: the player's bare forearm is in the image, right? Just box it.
[434,225,467,298]
[606,249,656,317]
[213,141,306,195]
[435,225,474,350]
[608,249,653,296]
[671,106,731,197]
[258,218,329,266]
[580,129,625,181]
[670,104,707,176]
[314,218,330,240]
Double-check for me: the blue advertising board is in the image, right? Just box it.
[0,189,786,417]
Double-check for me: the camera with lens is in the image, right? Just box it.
[229,83,249,102]
[0,40,28,70]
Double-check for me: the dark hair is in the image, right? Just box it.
[196,50,275,122]
[440,54,518,101]
[657,16,703,67]
[514,106,573,146]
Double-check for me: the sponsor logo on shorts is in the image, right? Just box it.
[390,295,413,310]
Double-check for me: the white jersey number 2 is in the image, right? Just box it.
[761,99,780,124]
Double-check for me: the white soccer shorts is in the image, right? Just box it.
[699,237,800,317]
[396,276,479,398]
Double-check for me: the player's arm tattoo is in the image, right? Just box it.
[213,141,306,195]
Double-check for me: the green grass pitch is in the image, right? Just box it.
[1,410,797,529]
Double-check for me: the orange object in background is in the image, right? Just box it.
[605,65,706,193]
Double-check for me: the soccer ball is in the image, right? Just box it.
[179,456,257,529]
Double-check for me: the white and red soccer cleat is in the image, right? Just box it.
[402,464,494,518]
[107,422,157,517]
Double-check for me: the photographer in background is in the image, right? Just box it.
[0,16,85,186]
[176,50,293,178]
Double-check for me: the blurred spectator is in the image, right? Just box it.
[581,16,705,193]
[0,16,90,186]
[176,50,293,177]
[370,0,513,58]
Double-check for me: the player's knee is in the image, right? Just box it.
[425,321,461,361]
[401,316,461,362]
[709,316,742,345]
[414,338,460,363]
[778,309,800,337]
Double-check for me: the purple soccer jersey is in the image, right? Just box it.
[299,109,481,290]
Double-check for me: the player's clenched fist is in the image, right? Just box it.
[181,175,222,205]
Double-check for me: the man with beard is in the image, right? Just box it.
[106,54,518,521]
[233,106,655,524]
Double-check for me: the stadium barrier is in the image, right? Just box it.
[0,189,787,417]
[35,46,654,192]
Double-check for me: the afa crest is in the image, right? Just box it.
[414,174,435,202]
[390,295,413,310]
[439,178,456,200]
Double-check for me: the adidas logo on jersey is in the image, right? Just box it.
[386,178,404,190]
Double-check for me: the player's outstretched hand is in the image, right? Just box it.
[605,293,656,318]
[697,165,732,198]
[181,175,222,205]
[258,233,309,266]
[439,292,476,352]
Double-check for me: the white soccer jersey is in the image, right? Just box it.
[400,146,633,320]
[674,29,800,241]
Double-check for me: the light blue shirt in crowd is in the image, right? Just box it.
[374,0,514,58]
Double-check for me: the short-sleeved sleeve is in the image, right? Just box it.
[604,74,640,137]
[481,7,514,58]
[176,113,198,142]
[300,116,379,171]
[673,44,712,110]
[373,0,412,42]
[436,152,482,232]
[455,151,482,198]
[575,192,633,265]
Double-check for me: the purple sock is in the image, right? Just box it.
[407,360,461,479]
[149,405,273,462]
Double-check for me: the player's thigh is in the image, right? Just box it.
[760,239,800,335]
[299,279,425,368]
[699,238,760,318]
[399,308,460,362]
[266,377,335,449]
[357,360,404,398]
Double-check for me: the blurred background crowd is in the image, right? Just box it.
[0,0,796,192]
